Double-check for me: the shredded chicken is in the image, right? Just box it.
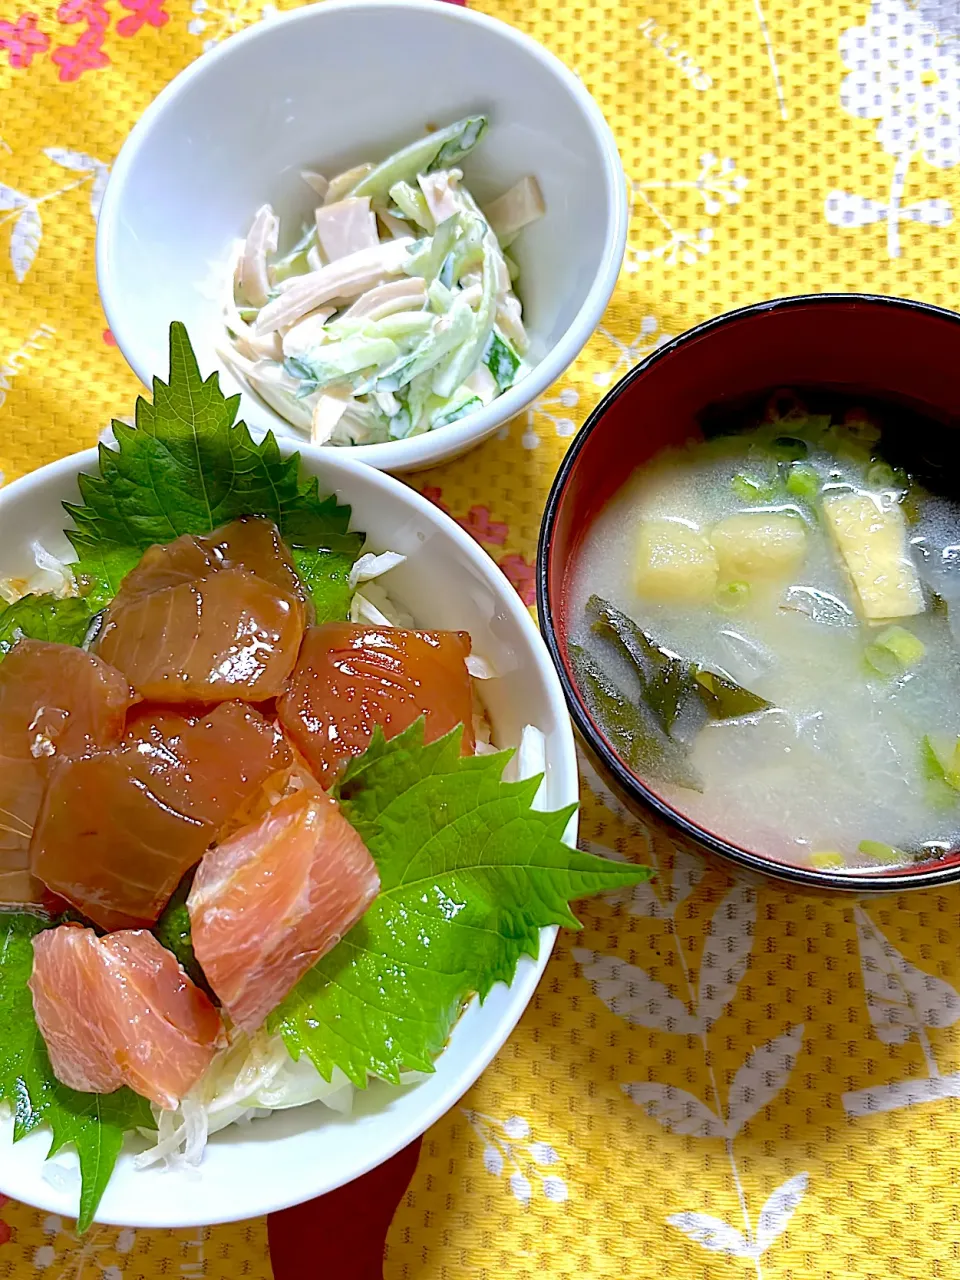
[254,238,413,334]
[237,205,280,308]
[281,309,335,360]
[220,118,542,445]
[311,392,351,445]
[339,277,426,321]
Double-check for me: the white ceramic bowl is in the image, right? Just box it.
[0,444,579,1227]
[96,0,627,473]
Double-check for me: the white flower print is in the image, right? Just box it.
[463,1110,570,1204]
[518,387,579,449]
[826,0,960,256]
[626,154,747,270]
[591,317,672,389]
[31,1215,136,1278]
[577,758,808,1277]
[188,0,278,51]
[843,905,960,1116]
[0,147,109,282]
[916,0,960,38]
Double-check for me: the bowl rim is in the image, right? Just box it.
[0,439,579,1226]
[536,291,960,894]
[95,0,628,473]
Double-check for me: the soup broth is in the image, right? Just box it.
[569,393,960,872]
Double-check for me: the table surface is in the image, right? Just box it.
[1,0,960,1276]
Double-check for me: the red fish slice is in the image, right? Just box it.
[95,518,306,704]
[30,924,221,1109]
[31,701,291,931]
[206,516,311,616]
[188,784,380,1033]
[0,640,135,908]
[277,622,475,789]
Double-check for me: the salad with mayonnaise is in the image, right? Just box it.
[219,116,544,445]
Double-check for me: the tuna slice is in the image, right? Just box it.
[277,622,475,789]
[30,924,221,1109]
[188,784,380,1033]
[94,517,307,703]
[0,640,135,908]
[31,702,291,931]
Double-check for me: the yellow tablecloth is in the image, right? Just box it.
[2,0,960,1276]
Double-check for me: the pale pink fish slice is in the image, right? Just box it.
[30,925,222,1109]
[188,786,380,1034]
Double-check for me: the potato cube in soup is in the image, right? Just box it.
[710,512,808,582]
[635,519,719,603]
[822,491,923,620]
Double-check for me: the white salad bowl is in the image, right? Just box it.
[0,444,579,1227]
[96,0,627,473]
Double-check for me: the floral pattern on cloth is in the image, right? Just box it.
[0,0,960,1277]
[826,0,960,258]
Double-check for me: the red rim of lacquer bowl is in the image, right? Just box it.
[537,292,960,894]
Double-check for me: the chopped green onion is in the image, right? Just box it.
[902,491,923,525]
[731,472,778,503]
[923,734,960,791]
[804,413,832,439]
[843,414,882,446]
[864,625,926,677]
[809,852,845,870]
[770,435,808,461]
[857,840,905,864]
[715,580,750,612]
[786,462,820,500]
[866,461,896,489]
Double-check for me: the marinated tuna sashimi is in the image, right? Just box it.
[95,517,306,704]
[277,622,475,788]
[31,702,291,931]
[205,516,311,616]
[188,784,380,1033]
[0,640,135,906]
[30,925,221,1109]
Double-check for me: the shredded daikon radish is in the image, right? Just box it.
[465,653,495,679]
[348,550,406,591]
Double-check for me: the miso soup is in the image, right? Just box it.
[569,393,960,872]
